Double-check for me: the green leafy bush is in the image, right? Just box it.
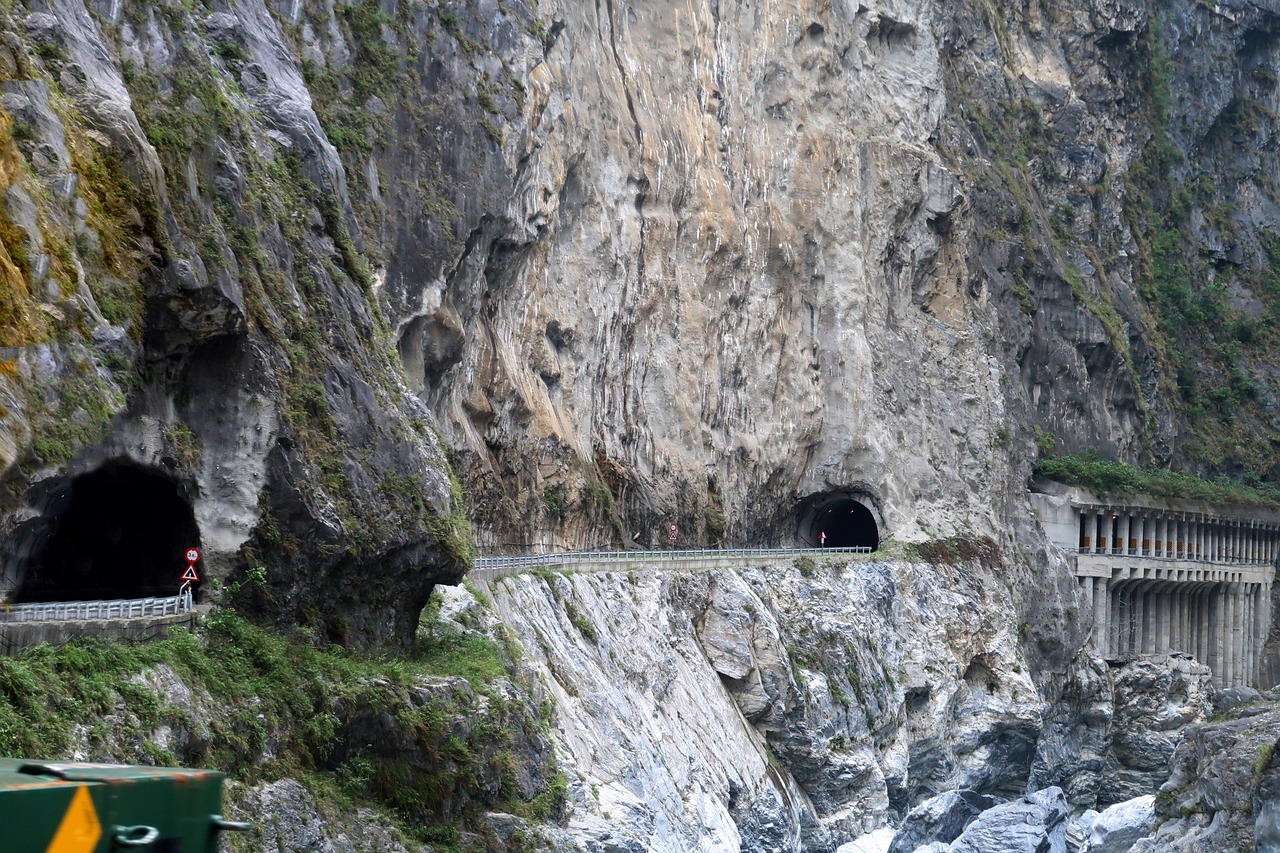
[1036,452,1280,508]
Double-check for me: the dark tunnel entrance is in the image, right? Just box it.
[810,498,880,550]
[14,463,200,603]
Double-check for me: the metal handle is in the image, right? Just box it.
[211,814,253,832]
[112,825,160,847]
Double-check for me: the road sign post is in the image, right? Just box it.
[182,547,201,584]
[667,523,678,549]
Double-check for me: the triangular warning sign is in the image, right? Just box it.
[46,784,101,853]
[181,565,200,581]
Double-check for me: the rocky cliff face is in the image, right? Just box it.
[0,0,477,648]
[6,0,1280,576]
[482,557,1214,851]
[381,0,1280,548]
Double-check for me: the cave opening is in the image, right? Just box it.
[801,494,880,550]
[14,462,200,603]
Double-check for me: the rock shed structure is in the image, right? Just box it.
[1033,484,1277,688]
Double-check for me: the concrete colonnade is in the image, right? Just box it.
[1081,570,1273,688]
[1034,493,1278,689]
[1078,508,1280,565]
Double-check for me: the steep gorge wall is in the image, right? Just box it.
[0,0,1277,659]
[480,558,1214,852]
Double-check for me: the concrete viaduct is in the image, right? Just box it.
[1033,486,1277,688]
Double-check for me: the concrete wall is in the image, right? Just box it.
[1033,485,1278,688]
[0,612,196,656]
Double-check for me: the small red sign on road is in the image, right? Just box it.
[667,523,678,543]
[181,565,200,582]
[185,548,201,564]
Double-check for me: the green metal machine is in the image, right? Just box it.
[0,758,250,852]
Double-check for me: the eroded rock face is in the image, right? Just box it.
[0,0,470,648]
[487,557,1050,851]
[1085,794,1156,853]
[1131,691,1280,853]
[228,779,418,853]
[1099,657,1214,807]
[888,790,1006,853]
[946,787,1068,853]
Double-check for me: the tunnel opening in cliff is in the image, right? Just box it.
[800,494,880,550]
[12,462,200,603]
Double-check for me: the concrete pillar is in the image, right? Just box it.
[1204,587,1215,666]
[1150,588,1162,652]
[1227,582,1240,686]
[1210,586,1225,687]
[1083,575,1094,636]
[1110,585,1122,655]
[1190,591,1200,660]
[1224,584,1235,687]
[1177,591,1188,653]
[1103,513,1114,555]
[1246,585,1257,686]
[1235,582,1248,686]
[1256,582,1268,683]
[1126,587,1136,656]
[1257,582,1271,686]
[1134,588,1147,653]
[1093,577,1108,656]
[1159,589,1172,652]
[1198,520,1206,560]
[1186,590,1195,652]
[1187,591,1198,666]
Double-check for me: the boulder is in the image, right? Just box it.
[1215,687,1262,713]
[1085,795,1154,853]
[948,787,1068,853]
[837,826,895,853]
[889,790,1005,852]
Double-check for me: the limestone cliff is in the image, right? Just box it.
[4,0,1280,584]
[0,0,1278,847]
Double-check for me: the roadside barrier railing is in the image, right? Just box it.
[0,589,194,622]
[471,546,873,581]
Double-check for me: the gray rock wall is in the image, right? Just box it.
[1,0,1278,641]
[484,558,1213,851]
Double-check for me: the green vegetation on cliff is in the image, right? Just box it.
[1036,452,1280,508]
[0,593,561,851]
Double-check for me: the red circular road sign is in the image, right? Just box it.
[667,523,678,542]
[185,548,201,564]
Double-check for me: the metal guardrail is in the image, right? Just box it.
[472,546,874,579]
[1077,546,1274,566]
[0,589,194,623]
